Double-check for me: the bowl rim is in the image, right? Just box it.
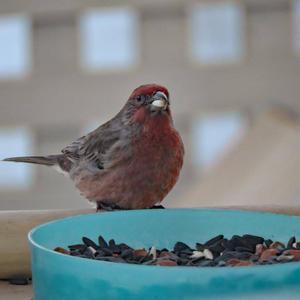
[28,208,300,271]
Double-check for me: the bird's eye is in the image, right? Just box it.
[136,95,144,105]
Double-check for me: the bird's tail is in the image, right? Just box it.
[3,155,60,166]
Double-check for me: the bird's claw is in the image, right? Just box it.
[96,202,165,211]
[97,201,123,211]
[149,205,165,209]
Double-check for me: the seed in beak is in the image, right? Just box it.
[152,99,167,108]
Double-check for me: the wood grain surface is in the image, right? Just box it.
[0,209,94,279]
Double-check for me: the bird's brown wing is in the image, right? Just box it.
[62,120,122,169]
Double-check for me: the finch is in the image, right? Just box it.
[3,84,184,210]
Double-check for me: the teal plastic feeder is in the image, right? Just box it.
[29,209,300,299]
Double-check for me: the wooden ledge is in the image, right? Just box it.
[0,209,94,279]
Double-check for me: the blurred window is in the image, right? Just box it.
[0,15,31,79]
[80,7,138,71]
[193,113,246,169]
[294,0,300,53]
[0,127,34,189]
[190,2,245,64]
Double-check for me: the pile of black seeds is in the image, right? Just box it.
[54,234,300,267]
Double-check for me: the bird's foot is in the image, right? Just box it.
[97,201,124,212]
[149,205,165,209]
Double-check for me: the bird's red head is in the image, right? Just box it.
[126,84,171,125]
[130,84,169,101]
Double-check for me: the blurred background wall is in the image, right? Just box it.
[1,0,300,210]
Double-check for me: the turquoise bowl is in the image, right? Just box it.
[29,209,300,300]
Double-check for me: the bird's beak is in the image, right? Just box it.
[151,92,169,111]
